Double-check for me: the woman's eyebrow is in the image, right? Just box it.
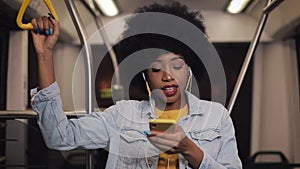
[152,56,185,63]
[171,56,185,61]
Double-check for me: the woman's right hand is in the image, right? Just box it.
[31,15,60,55]
[30,15,60,89]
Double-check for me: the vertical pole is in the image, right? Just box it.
[64,0,93,169]
[227,0,285,113]
[227,12,269,113]
[80,0,123,101]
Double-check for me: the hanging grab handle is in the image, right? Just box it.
[16,0,59,30]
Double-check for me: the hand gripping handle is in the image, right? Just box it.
[16,0,59,30]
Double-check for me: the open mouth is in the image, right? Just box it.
[162,84,178,97]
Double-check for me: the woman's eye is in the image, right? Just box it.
[173,64,184,70]
[151,68,161,72]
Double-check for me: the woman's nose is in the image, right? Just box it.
[162,71,174,81]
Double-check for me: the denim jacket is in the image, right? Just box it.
[31,82,242,169]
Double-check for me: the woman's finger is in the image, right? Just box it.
[48,19,54,35]
[36,17,44,33]
[49,17,60,37]
[42,16,50,35]
[149,132,176,142]
[148,134,179,148]
[150,130,184,142]
[31,18,40,34]
[150,141,178,154]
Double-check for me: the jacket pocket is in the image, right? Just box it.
[117,128,158,168]
[121,129,147,143]
[190,129,221,159]
[190,129,221,142]
[119,129,147,158]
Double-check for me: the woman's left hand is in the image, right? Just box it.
[147,125,190,154]
[147,125,204,169]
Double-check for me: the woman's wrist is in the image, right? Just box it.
[37,50,53,59]
[181,137,203,169]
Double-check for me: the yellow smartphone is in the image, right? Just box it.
[149,119,176,133]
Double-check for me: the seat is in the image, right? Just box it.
[245,151,293,169]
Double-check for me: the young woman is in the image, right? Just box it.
[30,2,242,169]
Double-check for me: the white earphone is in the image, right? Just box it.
[186,67,192,91]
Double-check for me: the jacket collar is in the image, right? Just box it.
[141,91,203,119]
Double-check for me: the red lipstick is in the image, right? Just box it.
[161,84,178,97]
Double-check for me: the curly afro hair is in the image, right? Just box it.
[133,1,206,34]
[115,1,207,66]
[112,2,208,99]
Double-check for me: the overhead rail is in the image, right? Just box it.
[227,0,285,113]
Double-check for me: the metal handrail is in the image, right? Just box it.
[64,0,93,168]
[64,0,93,114]
[79,0,123,101]
[64,0,123,168]
[227,0,285,113]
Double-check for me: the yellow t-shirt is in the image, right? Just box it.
[155,105,188,169]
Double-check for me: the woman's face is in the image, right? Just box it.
[146,52,189,109]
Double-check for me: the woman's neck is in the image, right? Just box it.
[154,96,187,111]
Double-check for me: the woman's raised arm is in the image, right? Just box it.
[31,16,60,89]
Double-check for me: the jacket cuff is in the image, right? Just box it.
[31,82,60,103]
